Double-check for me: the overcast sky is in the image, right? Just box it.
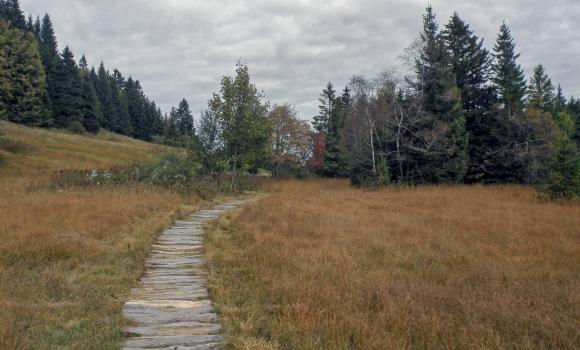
[21,0,580,120]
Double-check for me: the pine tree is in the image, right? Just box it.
[0,0,26,30]
[125,77,147,140]
[95,63,116,131]
[313,82,336,134]
[554,85,566,114]
[442,13,491,113]
[78,57,101,133]
[176,98,194,137]
[527,64,555,113]
[0,20,49,126]
[416,6,468,182]
[52,47,84,130]
[492,22,527,116]
[544,114,580,199]
[39,14,58,121]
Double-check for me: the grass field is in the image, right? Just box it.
[0,122,197,349]
[206,180,580,350]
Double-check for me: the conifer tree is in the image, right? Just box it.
[0,20,49,126]
[52,47,84,130]
[95,63,116,131]
[313,82,336,135]
[544,114,580,199]
[416,6,468,182]
[527,64,555,113]
[0,0,26,30]
[39,14,59,120]
[554,85,566,114]
[78,57,101,133]
[176,98,194,137]
[492,22,527,116]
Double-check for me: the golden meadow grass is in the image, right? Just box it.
[0,122,194,348]
[206,180,580,350]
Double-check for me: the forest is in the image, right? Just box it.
[1,1,579,198]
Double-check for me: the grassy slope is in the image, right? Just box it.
[206,180,580,350]
[0,122,194,349]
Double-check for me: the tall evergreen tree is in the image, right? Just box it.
[0,20,49,126]
[416,6,468,182]
[52,47,84,130]
[554,85,566,114]
[527,64,555,113]
[544,114,580,199]
[39,14,59,120]
[125,77,147,140]
[313,82,336,135]
[0,0,26,30]
[78,57,101,133]
[492,22,527,116]
[176,98,194,137]
[95,63,116,131]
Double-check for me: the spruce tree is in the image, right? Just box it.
[313,82,336,135]
[0,20,49,126]
[125,77,147,140]
[0,0,26,30]
[52,47,84,130]
[79,57,101,133]
[544,115,580,199]
[39,14,59,120]
[492,22,527,116]
[554,85,566,114]
[95,63,116,131]
[527,64,555,113]
[176,98,194,137]
[442,13,491,113]
[416,6,468,182]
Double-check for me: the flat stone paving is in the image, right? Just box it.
[122,199,253,350]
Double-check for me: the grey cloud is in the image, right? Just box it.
[21,0,580,119]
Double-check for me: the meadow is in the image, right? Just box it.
[0,122,196,349]
[206,180,580,350]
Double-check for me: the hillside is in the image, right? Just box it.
[0,122,193,349]
[0,121,182,177]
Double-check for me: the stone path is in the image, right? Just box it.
[122,199,253,350]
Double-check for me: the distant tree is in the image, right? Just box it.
[527,64,555,113]
[95,63,116,131]
[543,114,580,199]
[176,98,194,137]
[209,62,271,189]
[195,109,223,174]
[554,85,566,114]
[0,20,49,126]
[492,22,527,116]
[270,104,312,177]
[79,57,101,133]
[313,82,336,135]
[52,47,84,130]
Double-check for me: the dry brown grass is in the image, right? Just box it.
[0,122,196,348]
[206,180,580,350]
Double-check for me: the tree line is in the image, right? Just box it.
[310,6,579,197]
[0,0,167,141]
[1,2,578,197]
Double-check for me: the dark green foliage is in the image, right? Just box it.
[0,20,49,126]
[313,83,348,177]
[176,99,194,137]
[543,116,580,199]
[79,62,101,133]
[415,6,468,183]
[0,0,26,30]
[492,23,527,116]
[52,47,84,130]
